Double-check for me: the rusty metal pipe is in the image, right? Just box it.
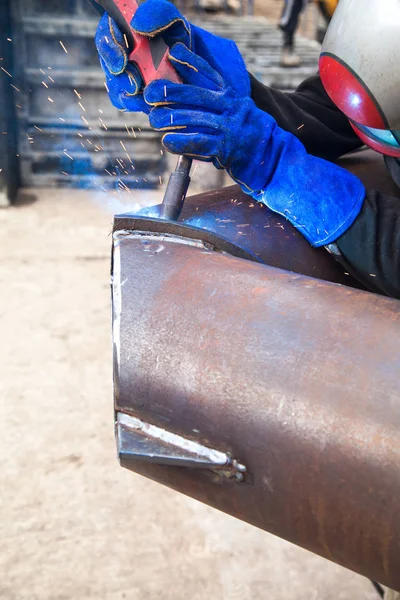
[113,228,400,590]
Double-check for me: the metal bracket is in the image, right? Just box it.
[116,412,247,482]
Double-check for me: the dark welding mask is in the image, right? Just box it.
[319,0,400,158]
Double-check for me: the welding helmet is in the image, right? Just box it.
[319,0,400,158]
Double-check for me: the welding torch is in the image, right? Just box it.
[93,0,192,221]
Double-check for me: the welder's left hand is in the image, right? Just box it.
[146,43,269,191]
[146,43,365,247]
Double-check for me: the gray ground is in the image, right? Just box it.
[1,188,379,600]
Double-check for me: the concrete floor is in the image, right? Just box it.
[0,188,379,600]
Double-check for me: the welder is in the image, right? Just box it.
[278,0,308,67]
[95,0,400,299]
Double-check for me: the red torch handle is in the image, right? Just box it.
[95,0,181,85]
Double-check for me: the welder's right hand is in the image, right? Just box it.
[95,11,149,114]
[95,0,249,114]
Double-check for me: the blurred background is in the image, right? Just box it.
[1,1,379,599]
[0,0,336,205]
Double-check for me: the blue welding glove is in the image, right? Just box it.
[146,44,365,246]
[94,0,249,114]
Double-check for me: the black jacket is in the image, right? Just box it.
[250,74,400,299]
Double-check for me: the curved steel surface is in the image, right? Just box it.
[178,184,363,288]
[176,148,396,290]
[113,232,400,590]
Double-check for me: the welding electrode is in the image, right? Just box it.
[93,0,192,221]
[160,156,192,221]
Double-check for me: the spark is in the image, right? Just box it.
[99,109,103,114]
[78,102,86,112]
[86,139,92,145]
[123,34,129,48]
[63,150,73,160]
[120,140,127,152]
[61,171,68,175]
[81,116,89,125]
[369,273,376,277]
[7,38,12,42]
[48,67,52,70]
[78,133,83,137]
[11,84,20,92]
[48,97,54,103]
[125,124,130,136]
[74,89,81,99]
[138,128,141,132]
[48,76,55,83]
[297,123,305,130]
[42,81,49,88]
[118,179,130,191]
[59,41,68,54]
[59,117,65,122]
[131,127,136,138]
[159,176,162,184]
[1,67,12,77]
[116,158,124,167]
[160,149,163,155]
[104,81,109,93]
[16,104,21,108]
[34,126,43,132]
[105,36,109,44]
[40,69,46,74]
[104,169,112,176]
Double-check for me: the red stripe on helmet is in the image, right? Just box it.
[319,53,386,129]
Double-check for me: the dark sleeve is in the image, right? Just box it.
[333,191,400,299]
[250,73,400,299]
[249,73,362,161]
